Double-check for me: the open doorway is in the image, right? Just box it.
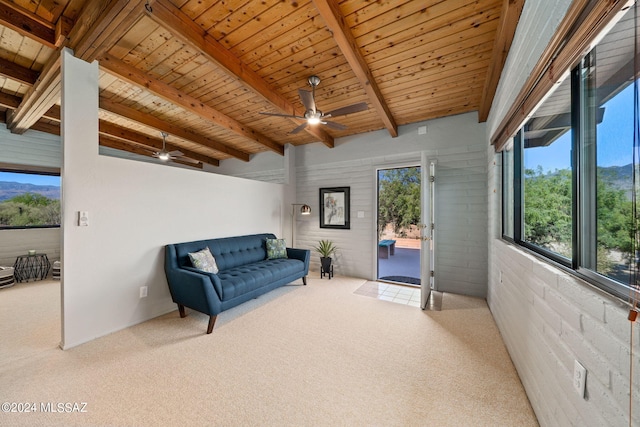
[376,166,421,286]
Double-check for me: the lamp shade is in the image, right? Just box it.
[300,204,311,215]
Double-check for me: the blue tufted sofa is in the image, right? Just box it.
[165,233,310,333]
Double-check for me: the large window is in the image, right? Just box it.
[503,5,639,300]
[0,170,61,228]
[522,75,573,262]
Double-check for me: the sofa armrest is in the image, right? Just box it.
[165,267,222,315]
[287,248,310,275]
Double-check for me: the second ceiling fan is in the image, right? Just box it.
[260,75,368,134]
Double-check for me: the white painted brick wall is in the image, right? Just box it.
[487,1,640,424]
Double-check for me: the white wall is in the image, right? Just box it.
[0,125,62,268]
[289,114,488,297]
[60,50,289,348]
[486,1,640,425]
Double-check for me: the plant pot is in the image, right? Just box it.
[320,256,332,271]
[320,256,333,279]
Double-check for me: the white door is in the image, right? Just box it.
[420,154,436,309]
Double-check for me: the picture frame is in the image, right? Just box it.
[319,187,350,229]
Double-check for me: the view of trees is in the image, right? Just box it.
[378,167,420,239]
[0,192,61,227]
[524,167,633,275]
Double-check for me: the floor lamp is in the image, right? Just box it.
[291,203,311,247]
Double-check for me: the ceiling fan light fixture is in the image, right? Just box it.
[308,75,320,87]
[157,151,171,161]
[307,117,321,125]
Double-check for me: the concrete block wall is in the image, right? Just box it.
[488,238,640,426]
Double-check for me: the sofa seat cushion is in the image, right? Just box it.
[217,258,304,301]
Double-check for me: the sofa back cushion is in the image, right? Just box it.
[173,233,276,272]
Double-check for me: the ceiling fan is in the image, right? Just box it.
[260,75,368,134]
[151,132,199,164]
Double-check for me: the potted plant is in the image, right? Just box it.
[314,239,338,277]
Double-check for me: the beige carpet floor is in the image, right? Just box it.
[0,276,538,426]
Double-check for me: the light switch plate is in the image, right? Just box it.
[78,211,89,227]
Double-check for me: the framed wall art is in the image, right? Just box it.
[319,187,350,229]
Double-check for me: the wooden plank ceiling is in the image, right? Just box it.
[0,0,523,168]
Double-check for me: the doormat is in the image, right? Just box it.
[378,276,420,285]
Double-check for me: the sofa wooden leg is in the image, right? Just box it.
[207,315,217,334]
[178,304,186,318]
[303,276,307,286]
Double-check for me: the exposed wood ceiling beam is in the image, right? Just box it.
[0,56,229,163]
[0,57,39,86]
[0,92,21,109]
[478,0,525,122]
[311,0,398,138]
[100,53,284,156]
[70,0,147,63]
[0,0,58,48]
[6,51,62,134]
[98,122,219,167]
[99,135,204,169]
[6,0,146,134]
[33,103,219,166]
[144,0,334,148]
[99,97,250,162]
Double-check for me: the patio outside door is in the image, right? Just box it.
[376,165,421,286]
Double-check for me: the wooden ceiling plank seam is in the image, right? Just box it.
[99,53,284,155]
[348,0,447,40]
[99,96,250,161]
[145,0,334,147]
[365,19,499,72]
[224,1,321,56]
[369,27,498,79]
[312,0,397,137]
[374,46,496,89]
[202,0,273,43]
[478,0,525,123]
[362,8,501,66]
[230,2,323,60]
[0,0,56,48]
[357,2,501,56]
[339,0,417,19]
[107,16,160,60]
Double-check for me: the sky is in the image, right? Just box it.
[0,171,60,187]
[525,83,634,172]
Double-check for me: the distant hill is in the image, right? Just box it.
[0,181,60,202]
[599,164,633,199]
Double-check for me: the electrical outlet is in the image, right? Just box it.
[573,360,587,398]
[139,286,148,298]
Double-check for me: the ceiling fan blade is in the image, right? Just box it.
[298,89,316,112]
[324,102,368,118]
[324,121,347,131]
[290,122,308,134]
[176,156,200,164]
[259,112,304,119]
[168,150,183,156]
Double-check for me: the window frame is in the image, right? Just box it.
[0,168,61,230]
[502,31,639,303]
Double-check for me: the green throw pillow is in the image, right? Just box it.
[266,238,288,260]
[188,247,219,274]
